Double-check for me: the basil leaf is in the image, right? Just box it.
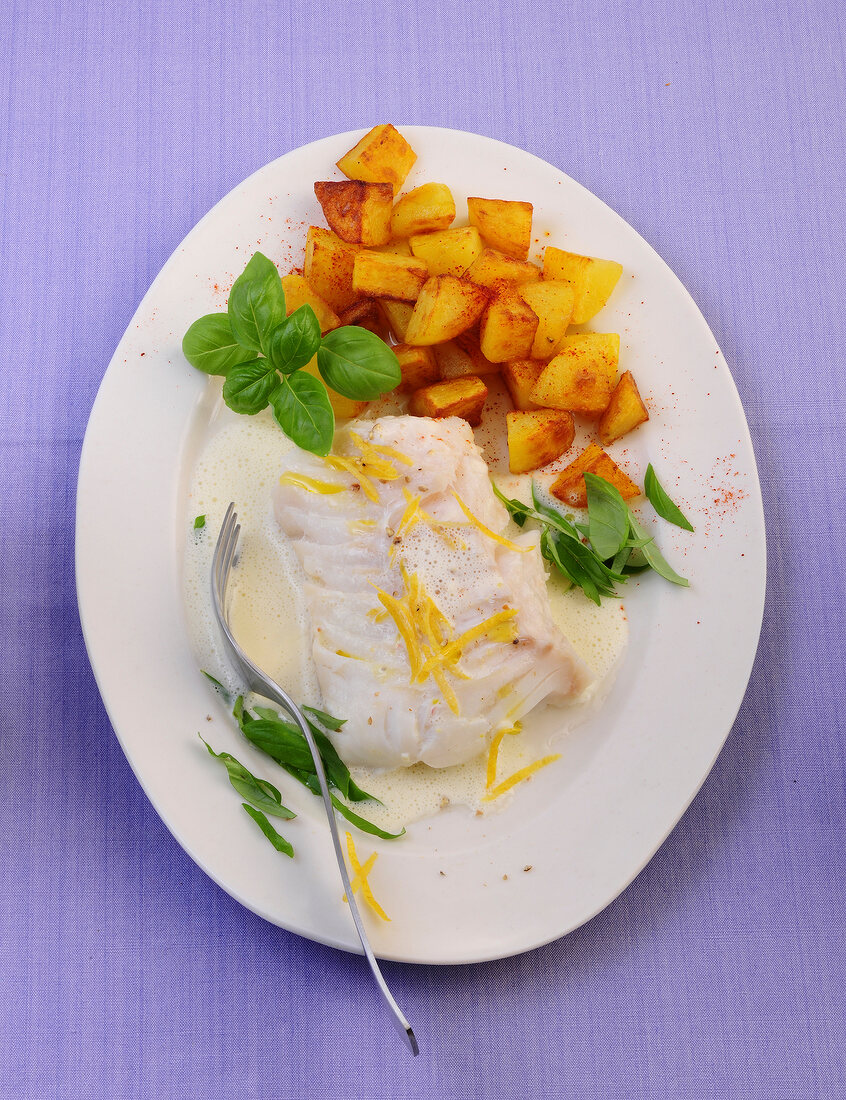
[242,805,294,857]
[267,305,322,375]
[182,313,250,376]
[317,326,401,400]
[644,464,695,532]
[222,359,279,415]
[270,373,334,456]
[227,252,287,354]
[584,472,630,560]
[200,736,296,819]
[628,514,690,586]
[302,705,346,731]
[193,514,206,530]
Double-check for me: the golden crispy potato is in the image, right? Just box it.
[281,274,340,334]
[506,409,575,474]
[464,248,541,289]
[393,344,439,391]
[502,358,544,411]
[335,300,392,341]
[468,197,533,260]
[408,375,488,425]
[404,276,489,345]
[352,251,429,301]
[301,357,368,420]
[550,442,639,508]
[336,124,417,194]
[377,299,415,341]
[370,238,413,256]
[530,334,619,416]
[453,330,500,375]
[433,339,475,379]
[479,291,539,362]
[409,226,483,276]
[313,181,393,246]
[542,247,623,323]
[519,280,575,360]
[598,370,649,445]
[390,183,456,238]
[303,226,361,312]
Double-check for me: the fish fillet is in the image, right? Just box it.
[273,415,592,768]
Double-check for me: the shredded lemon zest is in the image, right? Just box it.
[416,608,518,681]
[349,519,376,532]
[375,588,422,678]
[485,722,523,789]
[324,455,381,502]
[343,833,390,921]
[452,492,531,553]
[278,472,345,494]
[349,432,414,468]
[366,607,388,622]
[483,754,561,801]
[335,649,363,660]
[431,664,460,714]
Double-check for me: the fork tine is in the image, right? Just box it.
[213,505,238,608]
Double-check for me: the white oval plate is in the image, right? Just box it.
[77,128,765,964]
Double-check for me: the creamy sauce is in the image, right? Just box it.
[184,399,627,833]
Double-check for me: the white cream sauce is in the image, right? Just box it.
[183,398,627,833]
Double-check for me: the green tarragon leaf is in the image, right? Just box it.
[242,805,294,858]
[584,472,630,560]
[644,464,695,532]
[200,736,296,819]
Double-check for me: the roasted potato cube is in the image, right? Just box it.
[390,183,456,238]
[335,300,391,341]
[410,226,483,276]
[468,197,533,260]
[394,344,439,391]
[303,226,361,312]
[433,339,475,379]
[598,370,649,445]
[479,291,539,362]
[313,181,393,246]
[550,442,640,508]
[336,124,417,194]
[453,331,500,375]
[506,410,575,474]
[542,247,623,324]
[530,334,620,416]
[502,358,545,411]
[371,238,413,256]
[377,299,415,341]
[404,276,489,345]
[464,248,541,289]
[280,274,340,334]
[408,375,488,426]
[302,356,368,420]
[352,251,429,301]
[519,280,575,360]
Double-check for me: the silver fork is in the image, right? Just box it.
[211,503,419,1057]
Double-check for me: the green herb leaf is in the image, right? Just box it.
[222,359,279,415]
[193,514,206,530]
[644,464,695,531]
[301,705,346,731]
[201,670,232,702]
[200,736,296,819]
[267,305,322,375]
[584,472,630,560]
[241,717,317,773]
[491,482,531,527]
[227,252,287,354]
[317,326,401,400]
[628,514,690,586]
[270,372,334,455]
[242,804,294,857]
[182,314,250,376]
[329,794,405,840]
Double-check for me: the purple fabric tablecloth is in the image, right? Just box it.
[3,1,844,1096]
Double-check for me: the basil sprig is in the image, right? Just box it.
[493,473,689,604]
[182,252,400,456]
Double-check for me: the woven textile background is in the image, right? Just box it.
[2,1,844,1097]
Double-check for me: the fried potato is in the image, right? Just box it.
[464,248,541,289]
[530,334,619,416]
[390,183,456,238]
[479,291,539,362]
[598,370,649,445]
[468,197,533,260]
[370,238,413,256]
[519,280,575,360]
[409,226,483,276]
[506,409,575,474]
[408,375,488,425]
[502,358,544,411]
[336,124,417,194]
[393,344,440,391]
[352,251,429,301]
[280,274,340,334]
[404,276,489,345]
[433,339,475,379]
[377,299,415,341]
[549,442,639,508]
[303,226,361,312]
[542,247,623,324]
[313,181,393,246]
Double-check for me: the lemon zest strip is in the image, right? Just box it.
[485,722,523,789]
[278,473,345,494]
[343,833,390,921]
[452,492,531,553]
[416,608,518,681]
[483,754,561,802]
